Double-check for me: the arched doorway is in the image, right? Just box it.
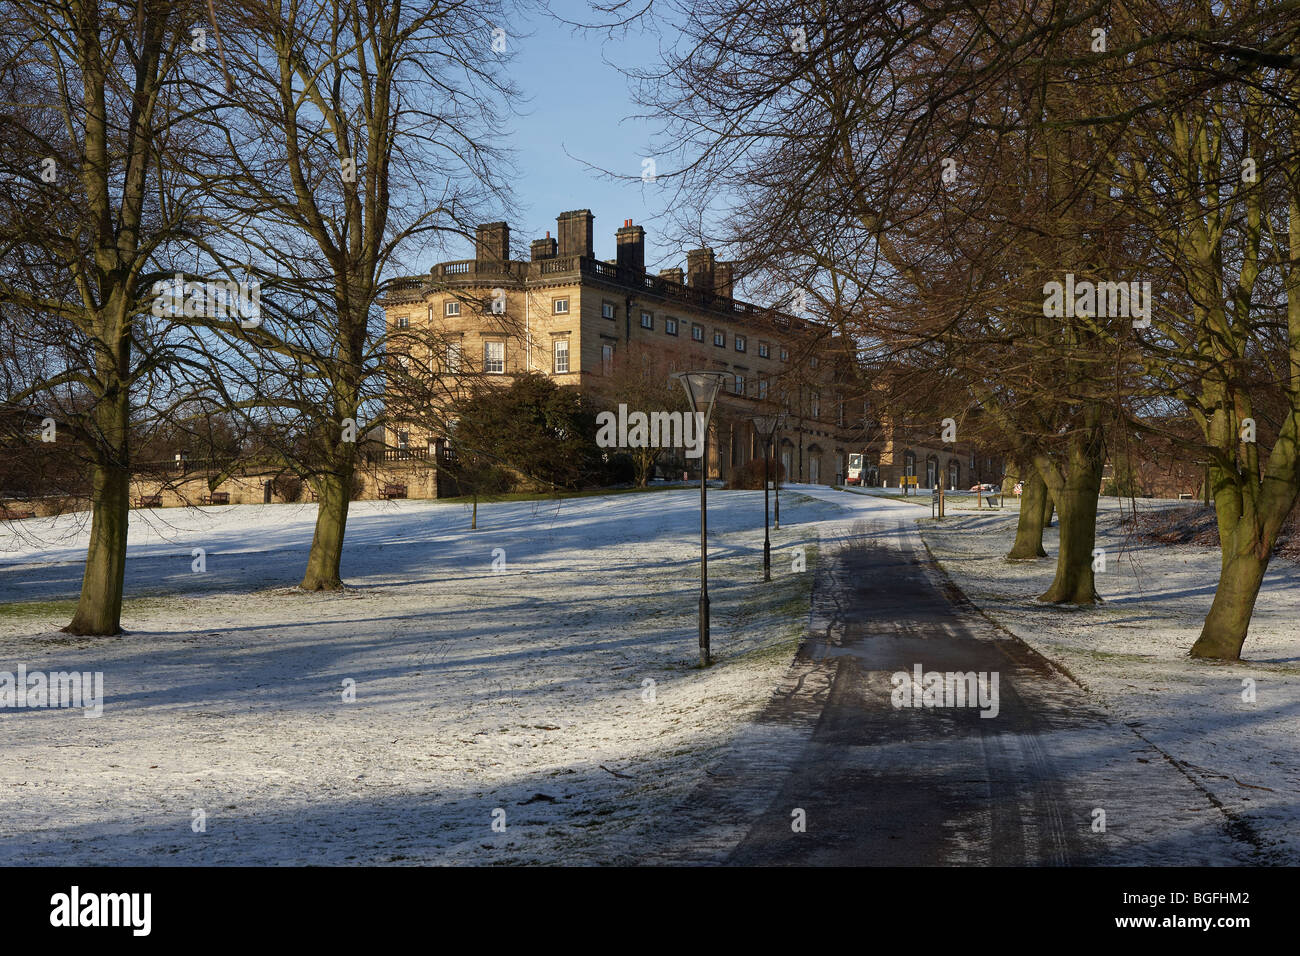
[948,460,959,489]
[926,455,938,489]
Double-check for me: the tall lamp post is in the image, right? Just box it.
[752,412,783,582]
[676,371,729,666]
[773,418,783,531]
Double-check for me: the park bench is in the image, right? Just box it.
[135,494,163,508]
[200,492,230,506]
[382,483,408,499]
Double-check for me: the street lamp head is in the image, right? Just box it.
[751,413,781,440]
[675,370,729,421]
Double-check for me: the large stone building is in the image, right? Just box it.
[379,210,1001,493]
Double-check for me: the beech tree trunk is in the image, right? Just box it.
[1191,536,1269,660]
[1007,466,1049,559]
[301,469,351,590]
[1040,480,1100,603]
[1037,433,1103,605]
[1190,466,1296,661]
[64,461,130,635]
[64,372,131,636]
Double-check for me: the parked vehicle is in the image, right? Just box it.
[847,453,865,485]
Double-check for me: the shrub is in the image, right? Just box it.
[727,457,786,490]
[272,474,303,502]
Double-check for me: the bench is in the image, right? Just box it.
[382,483,408,500]
[201,492,230,506]
[135,494,163,508]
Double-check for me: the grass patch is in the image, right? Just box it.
[842,488,933,506]
[723,543,818,666]
[436,484,693,506]
[0,595,184,623]
[1076,648,1158,664]
[0,599,79,621]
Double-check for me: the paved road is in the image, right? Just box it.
[654,504,1258,866]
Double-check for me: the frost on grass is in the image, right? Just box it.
[0,490,837,865]
[919,501,1300,863]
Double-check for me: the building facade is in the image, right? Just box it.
[381,210,1000,493]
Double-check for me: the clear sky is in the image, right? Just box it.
[485,0,693,272]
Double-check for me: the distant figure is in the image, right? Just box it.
[1014,481,1024,498]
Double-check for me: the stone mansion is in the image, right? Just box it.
[379,210,1002,494]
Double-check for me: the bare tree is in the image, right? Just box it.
[186,0,521,589]
[1098,10,1300,658]
[0,0,204,634]
[628,0,1133,604]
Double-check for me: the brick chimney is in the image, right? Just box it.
[475,221,509,263]
[556,209,594,259]
[530,231,556,261]
[714,261,734,299]
[659,267,684,285]
[686,248,716,293]
[615,219,645,273]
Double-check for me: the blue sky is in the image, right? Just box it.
[488,0,692,271]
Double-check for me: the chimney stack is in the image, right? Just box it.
[475,221,510,264]
[556,209,594,259]
[686,248,716,293]
[615,219,646,273]
[530,231,557,261]
[714,261,735,299]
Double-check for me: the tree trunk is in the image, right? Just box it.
[1037,435,1102,604]
[1189,461,1296,661]
[1039,478,1100,603]
[1042,486,1055,528]
[1191,538,1269,661]
[64,461,131,635]
[300,470,351,590]
[1007,466,1049,559]
[472,495,478,530]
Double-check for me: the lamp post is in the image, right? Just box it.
[752,412,782,582]
[773,423,782,531]
[676,370,729,666]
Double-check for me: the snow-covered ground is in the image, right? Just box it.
[0,488,843,865]
[917,500,1300,863]
[5,487,1293,865]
